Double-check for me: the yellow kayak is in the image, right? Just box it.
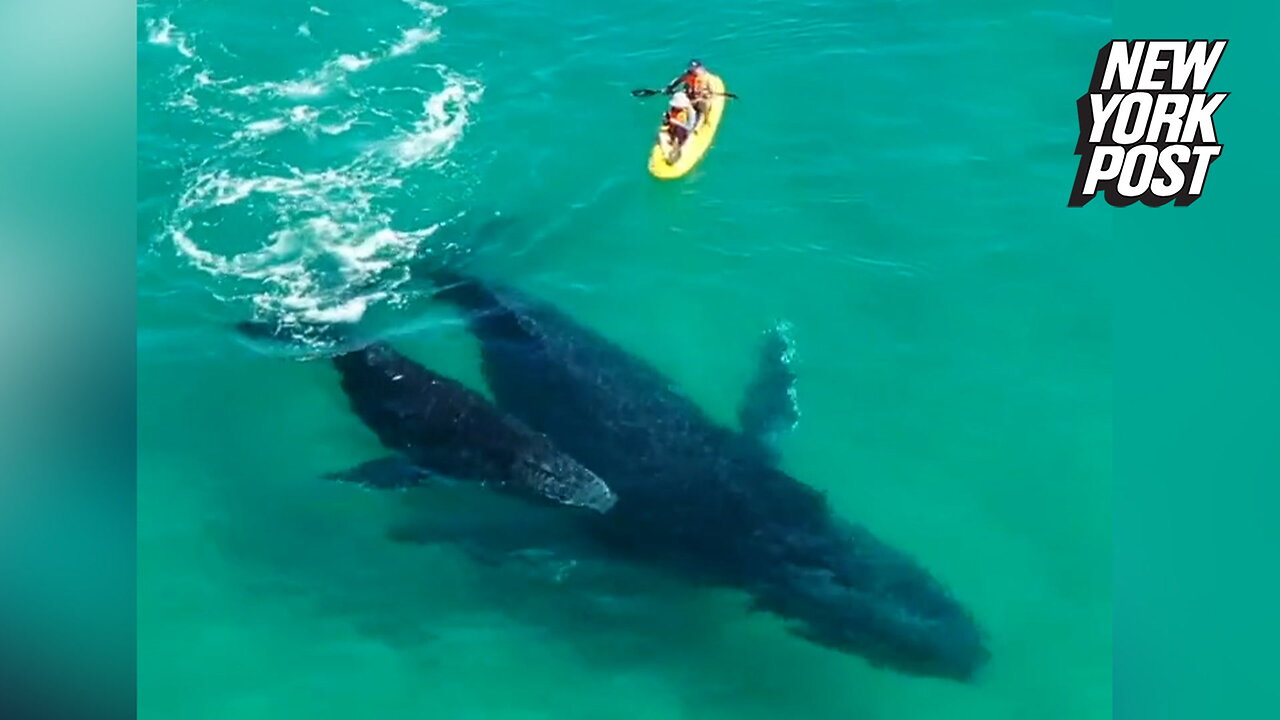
[648,73,727,180]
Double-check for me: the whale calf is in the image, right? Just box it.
[236,323,617,514]
[421,272,990,683]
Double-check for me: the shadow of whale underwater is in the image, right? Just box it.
[416,271,991,683]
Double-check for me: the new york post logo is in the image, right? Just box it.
[1069,40,1228,207]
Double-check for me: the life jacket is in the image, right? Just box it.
[666,106,691,126]
[682,70,708,94]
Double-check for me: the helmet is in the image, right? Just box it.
[670,91,691,108]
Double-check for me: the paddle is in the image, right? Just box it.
[630,88,739,99]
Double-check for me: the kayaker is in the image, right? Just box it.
[662,92,697,161]
[664,59,712,120]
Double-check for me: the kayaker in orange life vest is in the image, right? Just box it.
[664,59,713,120]
[662,91,698,162]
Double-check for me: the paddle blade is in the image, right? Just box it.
[631,88,661,97]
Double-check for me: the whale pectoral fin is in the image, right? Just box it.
[323,456,437,491]
[737,321,801,464]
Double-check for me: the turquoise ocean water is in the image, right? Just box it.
[138,1,1111,717]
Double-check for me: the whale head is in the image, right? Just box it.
[750,521,989,683]
[513,447,618,514]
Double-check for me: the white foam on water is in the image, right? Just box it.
[319,116,358,136]
[170,170,444,326]
[232,105,323,141]
[148,2,483,331]
[291,295,382,325]
[404,0,448,19]
[336,53,373,72]
[146,16,196,59]
[394,70,484,168]
[231,75,336,103]
[389,1,448,58]
[280,79,328,98]
[230,0,448,101]
[230,52,364,101]
[166,101,469,325]
[298,23,312,37]
[390,27,441,57]
[292,105,319,123]
[310,5,330,16]
[144,15,250,118]
[171,92,198,111]
[238,117,288,139]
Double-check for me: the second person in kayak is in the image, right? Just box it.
[662,91,698,162]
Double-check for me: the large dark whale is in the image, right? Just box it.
[236,324,617,514]
[414,271,991,683]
